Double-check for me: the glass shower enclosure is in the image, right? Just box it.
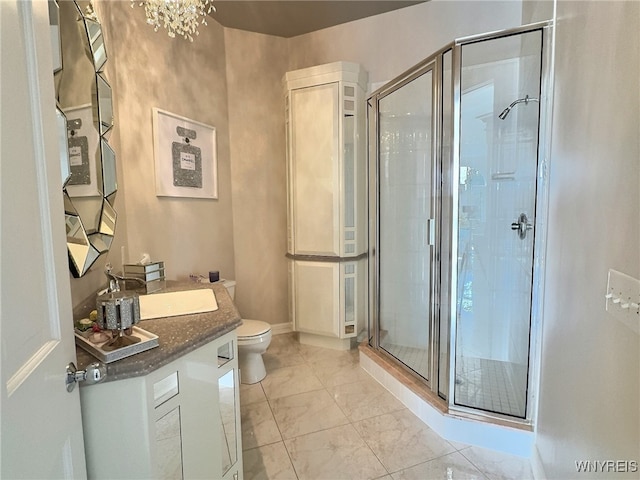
[368,24,550,421]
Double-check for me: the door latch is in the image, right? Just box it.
[66,361,107,392]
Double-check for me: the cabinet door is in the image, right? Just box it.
[155,406,184,479]
[290,83,340,256]
[294,260,340,337]
[217,338,241,479]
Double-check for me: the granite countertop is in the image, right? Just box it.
[75,281,242,383]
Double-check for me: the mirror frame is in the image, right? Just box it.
[52,0,117,277]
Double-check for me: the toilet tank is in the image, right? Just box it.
[222,279,236,300]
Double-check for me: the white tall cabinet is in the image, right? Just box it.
[285,62,368,350]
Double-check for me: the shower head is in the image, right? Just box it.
[498,95,539,120]
[498,107,512,120]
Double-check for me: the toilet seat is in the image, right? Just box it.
[237,319,271,339]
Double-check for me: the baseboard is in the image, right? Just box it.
[271,322,293,335]
[298,332,353,350]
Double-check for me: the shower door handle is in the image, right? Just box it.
[511,213,533,239]
[426,218,436,246]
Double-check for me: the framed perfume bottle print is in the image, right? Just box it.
[152,108,218,199]
[64,104,100,198]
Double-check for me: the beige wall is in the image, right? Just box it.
[536,1,640,477]
[224,29,289,323]
[98,1,234,284]
[287,1,524,87]
[521,0,554,24]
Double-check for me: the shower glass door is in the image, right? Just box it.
[378,66,434,381]
[453,31,542,418]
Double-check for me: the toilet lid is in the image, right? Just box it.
[237,319,271,338]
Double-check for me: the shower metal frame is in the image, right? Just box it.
[368,21,554,425]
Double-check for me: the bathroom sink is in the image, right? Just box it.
[139,289,218,320]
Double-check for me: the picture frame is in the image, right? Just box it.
[64,104,100,198]
[152,108,218,199]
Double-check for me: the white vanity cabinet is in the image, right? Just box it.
[80,330,243,480]
[285,62,368,349]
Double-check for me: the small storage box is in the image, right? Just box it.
[123,261,166,294]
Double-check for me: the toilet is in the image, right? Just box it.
[222,279,272,384]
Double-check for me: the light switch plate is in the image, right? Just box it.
[605,269,640,334]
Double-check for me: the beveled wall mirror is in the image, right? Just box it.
[51,0,117,277]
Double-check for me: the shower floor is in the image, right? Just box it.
[382,343,430,380]
[382,343,527,418]
[455,356,527,418]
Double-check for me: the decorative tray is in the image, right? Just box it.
[75,326,159,363]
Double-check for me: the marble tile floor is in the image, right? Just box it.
[241,333,534,480]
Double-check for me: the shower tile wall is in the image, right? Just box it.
[379,214,431,349]
[457,53,539,366]
[382,204,431,340]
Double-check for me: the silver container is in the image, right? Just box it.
[96,291,141,331]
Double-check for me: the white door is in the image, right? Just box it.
[1,1,87,478]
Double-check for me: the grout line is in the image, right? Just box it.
[260,378,301,479]
[458,448,493,480]
[348,414,391,477]
[280,437,301,480]
[385,450,467,477]
[241,438,285,452]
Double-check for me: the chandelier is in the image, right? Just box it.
[131,0,216,42]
